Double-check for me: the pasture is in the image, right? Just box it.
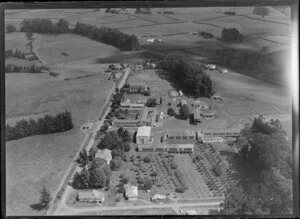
[5,32,28,51]
[36,34,118,65]
[6,129,84,216]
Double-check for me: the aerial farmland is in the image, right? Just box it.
[5,4,294,217]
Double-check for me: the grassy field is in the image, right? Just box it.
[36,34,118,65]
[5,32,28,51]
[6,129,84,216]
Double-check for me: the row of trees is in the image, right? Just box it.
[19,18,140,51]
[20,18,69,34]
[5,64,47,73]
[6,24,17,33]
[6,110,74,141]
[221,116,292,215]
[74,22,140,51]
[5,49,26,59]
[157,54,214,98]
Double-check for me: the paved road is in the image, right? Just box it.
[54,199,222,215]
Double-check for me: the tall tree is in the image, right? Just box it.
[89,167,106,188]
[39,185,51,210]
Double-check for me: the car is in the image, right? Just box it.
[220,68,228,74]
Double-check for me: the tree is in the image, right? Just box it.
[89,167,106,188]
[175,186,184,193]
[110,157,122,170]
[143,156,151,163]
[179,105,190,120]
[123,130,131,142]
[144,90,150,96]
[143,179,152,190]
[159,96,163,105]
[39,186,51,210]
[146,98,157,107]
[220,184,247,214]
[57,19,69,33]
[212,164,222,177]
[221,28,242,42]
[167,108,176,116]
[6,24,16,33]
[76,149,89,167]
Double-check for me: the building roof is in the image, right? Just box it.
[169,90,179,97]
[193,110,201,119]
[130,82,147,87]
[137,126,151,137]
[151,194,166,200]
[125,185,138,198]
[166,130,195,137]
[194,100,209,106]
[115,119,139,123]
[95,149,112,162]
[180,99,187,104]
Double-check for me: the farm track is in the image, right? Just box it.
[241,14,290,26]
[260,36,289,45]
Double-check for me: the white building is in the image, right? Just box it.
[125,185,138,201]
[136,126,152,144]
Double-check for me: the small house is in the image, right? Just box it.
[124,185,138,201]
[151,194,166,201]
[95,149,112,164]
[179,90,183,96]
[78,190,105,203]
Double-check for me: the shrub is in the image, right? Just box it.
[6,24,16,33]
[170,161,177,169]
[115,196,121,202]
[167,108,176,116]
[143,156,151,163]
[175,186,184,193]
[150,172,157,177]
[212,164,222,177]
[117,186,124,193]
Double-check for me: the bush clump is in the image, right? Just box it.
[212,164,222,177]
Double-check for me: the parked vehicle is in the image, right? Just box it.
[220,68,228,74]
[205,64,216,70]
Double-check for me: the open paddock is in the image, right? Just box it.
[5,32,29,51]
[129,13,180,24]
[36,34,118,65]
[6,129,84,216]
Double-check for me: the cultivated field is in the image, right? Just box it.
[5,32,29,51]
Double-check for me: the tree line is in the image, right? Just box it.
[5,64,48,73]
[5,49,26,59]
[221,116,292,215]
[74,22,140,51]
[20,18,69,34]
[157,54,214,98]
[6,110,74,141]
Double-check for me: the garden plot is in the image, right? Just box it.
[189,143,235,197]
[174,154,213,199]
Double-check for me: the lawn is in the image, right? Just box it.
[36,34,119,65]
[6,128,84,216]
